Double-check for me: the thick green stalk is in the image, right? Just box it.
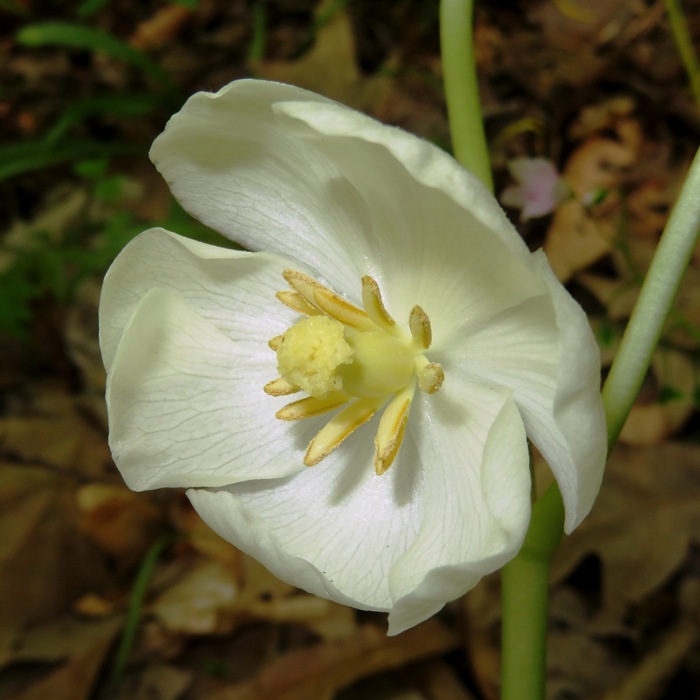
[602,147,700,447]
[440,0,493,191]
[501,485,564,699]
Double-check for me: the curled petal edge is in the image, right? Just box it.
[531,250,607,532]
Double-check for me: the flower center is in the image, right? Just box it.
[264,270,444,474]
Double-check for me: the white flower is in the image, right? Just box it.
[99,80,606,634]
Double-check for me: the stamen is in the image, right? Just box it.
[362,276,396,330]
[276,392,349,421]
[282,269,324,308]
[283,268,375,331]
[270,269,444,471]
[305,397,382,466]
[312,286,375,331]
[418,361,444,394]
[264,377,299,396]
[276,290,319,316]
[374,392,412,475]
[409,305,432,349]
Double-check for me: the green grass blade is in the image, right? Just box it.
[16,21,172,86]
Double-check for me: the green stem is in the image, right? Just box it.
[501,485,564,700]
[440,0,493,191]
[602,147,700,448]
[665,0,700,112]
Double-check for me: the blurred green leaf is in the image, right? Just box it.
[16,21,172,86]
[73,158,110,179]
[248,0,267,61]
[77,0,112,18]
[44,93,166,146]
[0,266,35,339]
[658,385,685,404]
[0,139,138,182]
[598,317,617,349]
[92,175,127,202]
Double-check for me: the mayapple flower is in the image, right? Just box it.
[500,157,570,221]
[99,80,606,634]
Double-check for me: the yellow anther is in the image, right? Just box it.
[304,397,381,466]
[282,269,324,308]
[276,290,320,316]
[283,268,375,331]
[264,377,299,396]
[268,334,283,351]
[409,305,432,349]
[418,361,444,394]
[362,275,395,330]
[374,392,412,475]
[276,392,349,421]
[312,286,375,331]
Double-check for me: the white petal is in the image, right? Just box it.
[445,253,605,532]
[149,80,543,329]
[275,95,531,259]
[187,423,424,612]
[149,81,368,295]
[107,288,306,490]
[99,228,296,373]
[186,380,530,633]
[531,251,606,531]
[386,381,530,634]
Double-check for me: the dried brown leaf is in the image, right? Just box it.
[209,620,457,700]
[0,464,111,666]
[115,663,193,700]
[5,616,122,666]
[544,198,616,281]
[544,116,641,280]
[151,555,356,639]
[130,5,194,50]
[10,622,116,700]
[552,443,700,618]
[600,619,699,700]
[251,9,392,113]
[619,349,695,446]
[547,624,630,700]
[0,388,112,479]
[77,484,163,567]
[151,560,238,635]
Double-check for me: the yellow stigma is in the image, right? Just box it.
[277,316,353,398]
[264,270,444,474]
